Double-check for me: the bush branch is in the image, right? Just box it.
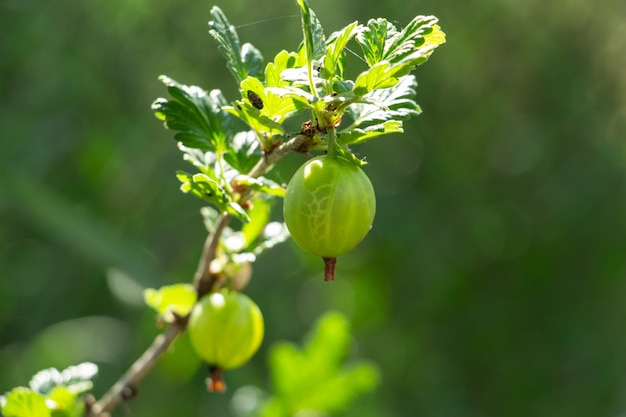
[84,133,310,416]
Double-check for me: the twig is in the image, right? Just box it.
[84,133,311,416]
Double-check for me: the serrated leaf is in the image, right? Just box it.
[322,21,359,80]
[297,0,325,62]
[241,77,304,123]
[144,284,197,322]
[224,103,285,150]
[346,75,420,128]
[1,387,50,417]
[355,15,445,70]
[153,76,232,152]
[224,131,262,174]
[352,61,405,96]
[208,6,263,83]
[265,50,302,88]
[232,175,286,197]
[47,386,83,417]
[262,311,379,416]
[337,121,404,146]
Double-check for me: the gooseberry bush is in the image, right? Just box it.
[0,1,444,416]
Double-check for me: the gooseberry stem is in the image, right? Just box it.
[323,257,337,281]
[326,126,338,159]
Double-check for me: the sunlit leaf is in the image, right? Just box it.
[153,76,232,152]
[261,311,380,416]
[1,387,50,417]
[224,131,262,174]
[144,284,197,322]
[208,6,263,83]
[345,75,420,133]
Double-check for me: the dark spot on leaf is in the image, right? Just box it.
[247,90,264,110]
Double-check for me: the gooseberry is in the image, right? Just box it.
[188,290,264,391]
[283,155,376,281]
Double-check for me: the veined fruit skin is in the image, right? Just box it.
[283,155,376,258]
[188,290,264,370]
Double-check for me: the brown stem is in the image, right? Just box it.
[84,132,312,416]
[323,257,337,281]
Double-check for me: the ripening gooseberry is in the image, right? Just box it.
[283,155,376,281]
[188,290,264,391]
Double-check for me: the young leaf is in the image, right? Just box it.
[208,6,263,83]
[356,15,445,71]
[337,121,404,146]
[322,21,359,80]
[224,130,262,174]
[345,75,421,130]
[176,171,250,222]
[232,175,286,197]
[1,387,50,417]
[241,77,304,123]
[153,76,232,152]
[224,102,285,151]
[261,311,380,416]
[144,284,197,323]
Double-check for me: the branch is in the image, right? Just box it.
[84,132,310,417]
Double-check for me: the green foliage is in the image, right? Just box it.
[260,311,380,416]
[144,284,197,323]
[0,363,97,417]
[150,3,445,265]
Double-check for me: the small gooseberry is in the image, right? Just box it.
[188,290,264,391]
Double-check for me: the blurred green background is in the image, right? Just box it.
[2,0,626,416]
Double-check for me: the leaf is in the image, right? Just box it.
[264,50,302,88]
[355,15,445,70]
[297,0,326,62]
[240,77,304,123]
[176,171,250,222]
[47,386,84,417]
[29,363,97,396]
[224,103,285,150]
[240,198,272,247]
[1,387,50,417]
[152,76,233,152]
[144,284,197,322]
[261,311,380,416]
[247,221,290,257]
[345,75,421,130]
[208,6,263,83]
[337,121,404,146]
[232,175,286,198]
[322,21,359,80]
[224,130,262,174]
[352,61,406,96]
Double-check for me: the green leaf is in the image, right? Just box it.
[208,6,263,83]
[297,0,326,62]
[322,21,359,80]
[1,387,50,417]
[356,15,445,69]
[152,76,232,152]
[232,175,286,198]
[47,386,84,417]
[241,77,304,123]
[29,363,97,396]
[262,311,380,416]
[224,131,262,174]
[144,284,197,322]
[344,75,421,132]
[224,102,285,150]
[352,61,406,96]
[338,121,404,146]
[240,198,272,247]
[264,50,302,88]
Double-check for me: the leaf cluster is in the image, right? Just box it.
[0,363,98,417]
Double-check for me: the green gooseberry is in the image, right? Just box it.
[188,290,264,391]
[283,155,376,281]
